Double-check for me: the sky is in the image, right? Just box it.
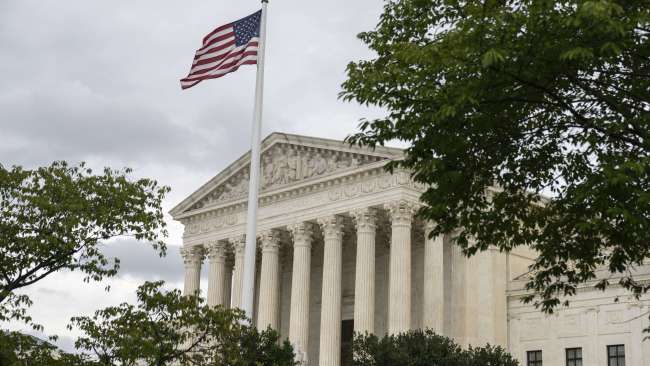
[0,0,388,352]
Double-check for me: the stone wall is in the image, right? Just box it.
[508,279,650,365]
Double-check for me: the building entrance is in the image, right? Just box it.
[341,319,354,366]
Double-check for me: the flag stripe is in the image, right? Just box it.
[183,56,258,83]
[202,25,234,45]
[180,59,258,89]
[188,50,258,78]
[193,56,257,80]
[199,31,236,51]
[190,47,246,74]
[193,38,256,65]
[193,41,259,67]
[193,41,237,65]
[183,51,258,81]
[191,43,252,72]
[196,35,236,56]
[194,38,235,59]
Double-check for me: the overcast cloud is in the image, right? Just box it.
[1,0,386,352]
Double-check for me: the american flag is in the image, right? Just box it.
[180,10,261,90]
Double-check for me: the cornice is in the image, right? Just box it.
[507,275,650,300]
[180,167,424,240]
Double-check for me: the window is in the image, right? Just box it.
[527,350,542,366]
[608,345,625,366]
[565,347,582,366]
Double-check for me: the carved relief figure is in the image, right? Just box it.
[327,151,339,172]
[198,144,377,206]
[220,171,249,201]
[311,153,328,177]
[271,148,288,185]
[262,154,274,187]
[286,149,300,182]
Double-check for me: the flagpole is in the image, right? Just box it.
[241,0,268,322]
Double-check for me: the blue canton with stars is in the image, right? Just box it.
[233,10,261,46]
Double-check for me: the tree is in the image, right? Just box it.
[352,329,518,366]
[341,0,650,313]
[69,281,296,366]
[0,161,169,327]
[0,331,94,366]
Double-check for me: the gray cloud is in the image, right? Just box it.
[0,0,384,170]
[101,239,184,285]
[0,83,208,167]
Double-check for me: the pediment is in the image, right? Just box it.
[170,133,402,218]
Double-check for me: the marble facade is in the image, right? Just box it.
[171,133,650,366]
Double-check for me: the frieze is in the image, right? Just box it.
[190,143,384,210]
[328,171,426,201]
[183,214,238,237]
[261,191,330,219]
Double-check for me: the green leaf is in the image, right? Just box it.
[481,49,506,68]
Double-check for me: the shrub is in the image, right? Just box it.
[352,329,518,366]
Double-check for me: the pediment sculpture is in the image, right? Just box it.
[190,143,384,210]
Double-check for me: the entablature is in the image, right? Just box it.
[181,167,426,244]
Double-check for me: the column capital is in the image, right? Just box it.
[425,221,436,232]
[180,245,204,267]
[424,221,443,240]
[317,215,344,241]
[259,229,282,253]
[287,222,314,246]
[206,240,229,262]
[385,200,419,226]
[182,245,203,297]
[351,207,377,233]
[229,235,246,255]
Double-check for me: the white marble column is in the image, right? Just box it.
[181,245,204,296]
[257,230,282,330]
[206,241,229,307]
[288,222,314,363]
[318,215,344,366]
[450,239,467,344]
[475,246,507,346]
[385,200,417,334]
[230,235,246,309]
[423,222,444,332]
[351,207,377,334]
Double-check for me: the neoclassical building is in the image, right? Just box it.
[170,133,650,366]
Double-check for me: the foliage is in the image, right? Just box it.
[226,325,297,366]
[341,0,650,312]
[0,161,170,328]
[352,329,518,366]
[0,331,94,366]
[69,281,296,366]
